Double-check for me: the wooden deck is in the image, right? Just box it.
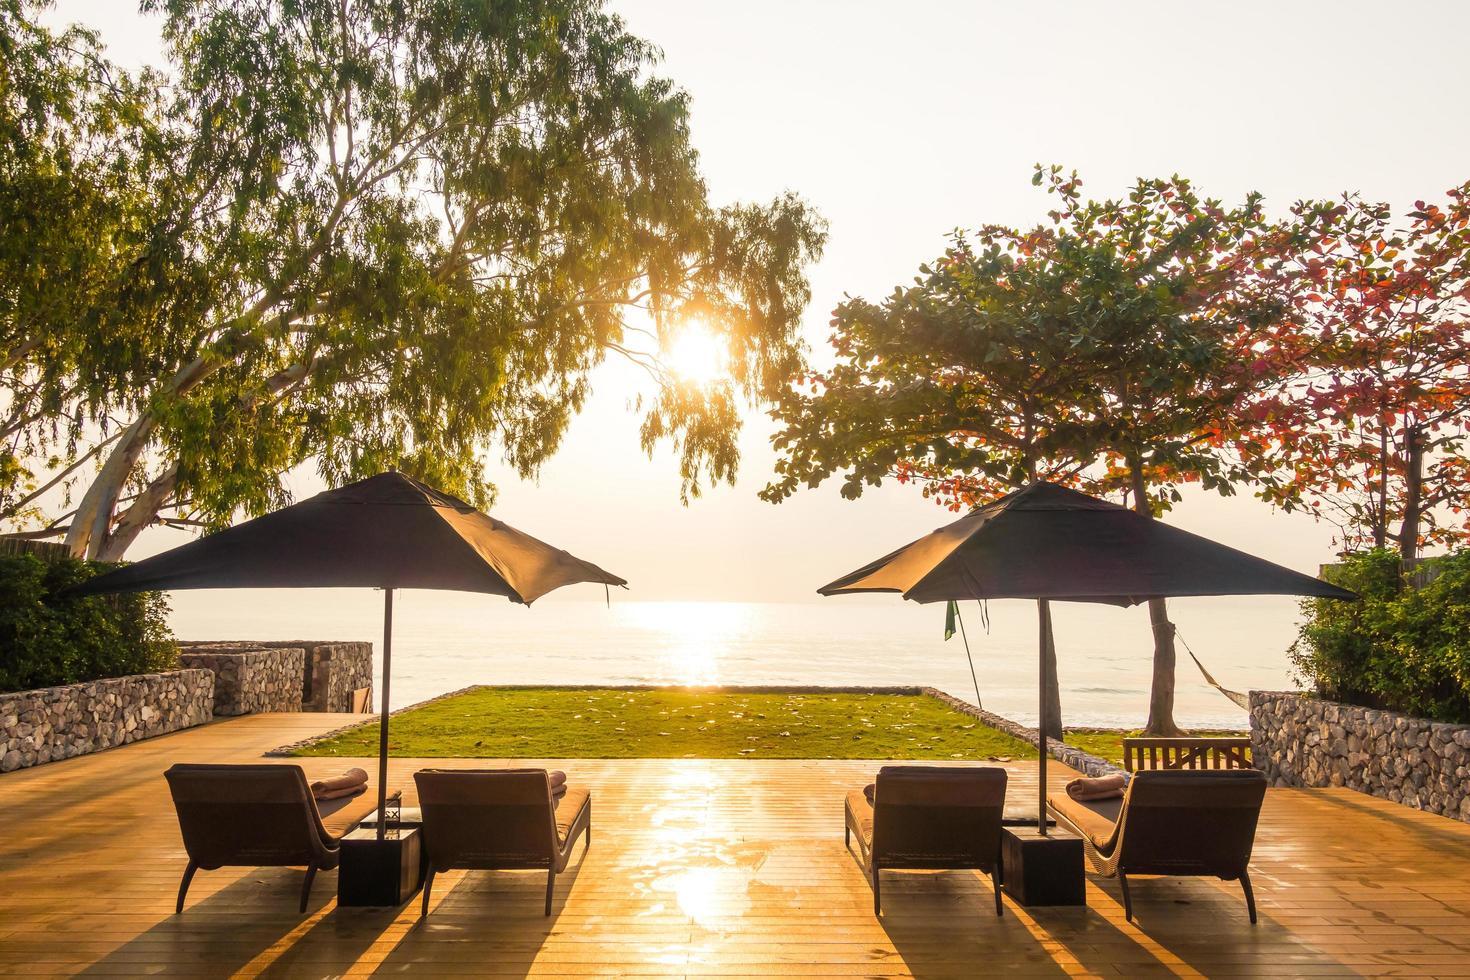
[2,713,1469,977]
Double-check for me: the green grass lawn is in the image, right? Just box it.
[1062,728,1249,768]
[293,687,1040,760]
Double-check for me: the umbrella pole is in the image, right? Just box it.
[1037,598,1049,836]
[376,588,394,842]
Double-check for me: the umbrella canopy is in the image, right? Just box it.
[819,481,1355,605]
[73,471,626,840]
[72,472,626,602]
[818,481,1355,834]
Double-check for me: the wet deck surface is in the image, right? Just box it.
[2,712,1469,977]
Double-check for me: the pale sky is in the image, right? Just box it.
[48,1,1470,601]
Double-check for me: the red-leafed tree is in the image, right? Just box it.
[1242,184,1470,563]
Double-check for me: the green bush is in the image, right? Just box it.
[1292,548,1470,723]
[0,554,177,694]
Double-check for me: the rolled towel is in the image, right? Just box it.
[862,783,876,805]
[311,767,368,799]
[314,783,367,801]
[1065,773,1127,802]
[548,770,567,790]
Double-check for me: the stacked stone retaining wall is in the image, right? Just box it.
[280,641,372,713]
[178,646,304,715]
[1250,691,1470,824]
[178,640,372,713]
[0,670,213,772]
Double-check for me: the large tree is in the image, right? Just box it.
[1,0,825,558]
[1031,168,1319,734]
[0,0,171,528]
[767,167,1311,735]
[763,231,1105,737]
[1242,184,1470,563]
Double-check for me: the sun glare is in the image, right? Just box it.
[665,323,727,386]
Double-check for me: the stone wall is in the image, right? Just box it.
[281,641,372,713]
[1250,691,1470,824]
[179,640,372,713]
[0,670,213,772]
[178,646,304,715]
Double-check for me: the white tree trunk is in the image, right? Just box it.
[96,464,179,562]
[64,413,156,559]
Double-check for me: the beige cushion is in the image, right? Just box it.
[845,789,874,849]
[555,787,590,846]
[318,787,388,842]
[1047,792,1123,853]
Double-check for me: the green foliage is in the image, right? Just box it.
[763,166,1309,514]
[0,554,177,693]
[295,687,1039,760]
[1,0,825,559]
[1292,549,1470,723]
[0,1,172,520]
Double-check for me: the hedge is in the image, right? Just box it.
[0,554,177,694]
[1292,549,1470,724]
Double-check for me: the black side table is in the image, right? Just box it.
[358,806,424,829]
[1001,826,1086,907]
[338,826,425,907]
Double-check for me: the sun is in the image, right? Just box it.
[665,323,727,386]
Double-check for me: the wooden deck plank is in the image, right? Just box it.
[1,712,1469,977]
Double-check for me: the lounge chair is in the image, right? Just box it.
[844,765,1008,916]
[414,768,591,917]
[165,763,383,913]
[1046,769,1267,923]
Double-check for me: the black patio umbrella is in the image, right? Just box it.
[73,471,627,837]
[818,481,1355,833]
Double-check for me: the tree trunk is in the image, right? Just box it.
[1373,426,1389,550]
[1039,598,1063,739]
[1018,450,1064,739]
[1396,427,1424,565]
[1142,597,1181,736]
[1130,461,1183,737]
[63,413,157,559]
[96,464,179,561]
[62,341,298,560]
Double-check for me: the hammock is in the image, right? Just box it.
[1177,629,1251,710]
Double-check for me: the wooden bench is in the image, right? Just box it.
[1123,737,1254,773]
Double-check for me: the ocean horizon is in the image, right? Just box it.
[167,590,1309,730]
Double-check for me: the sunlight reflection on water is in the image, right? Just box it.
[168,593,1305,728]
[615,601,758,686]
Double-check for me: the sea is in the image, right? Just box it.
[167,591,1310,730]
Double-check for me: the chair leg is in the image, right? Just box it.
[1239,870,1257,925]
[991,867,1003,917]
[545,869,556,916]
[871,866,881,916]
[175,861,199,914]
[421,866,436,918]
[1118,871,1133,923]
[299,863,318,914]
